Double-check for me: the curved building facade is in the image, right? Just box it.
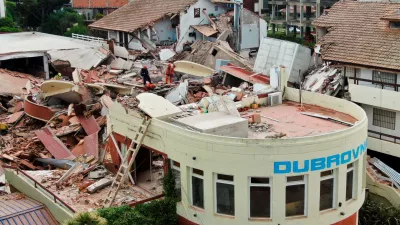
[109,87,368,225]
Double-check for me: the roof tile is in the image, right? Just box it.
[89,0,197,32]
[313,2,400,71]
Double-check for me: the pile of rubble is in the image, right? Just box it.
[302,64,344,97]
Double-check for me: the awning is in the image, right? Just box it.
[191,25,218,37]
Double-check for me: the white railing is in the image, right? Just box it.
[72,33,107,43]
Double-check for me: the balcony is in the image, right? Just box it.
[368,130,400,158]
[348,81,400,112]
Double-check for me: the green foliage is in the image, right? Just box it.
[0,17,15,28]
[42,8,87,36]
[359,197,400,225]
[64,24,88,37]
[163,162,177,199]
[97,198,178,225]
[95,13,104,20]
[0,27,21,32]
[64,212,107,225]
[5,1,18,21]
[267,31,315,48]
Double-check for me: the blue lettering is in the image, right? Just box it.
[327,154,340,168]
[341,150,352,164]
[311,158,326,171]
[352,147,360,159]
[293,160,309,173]
[274,161,291,174]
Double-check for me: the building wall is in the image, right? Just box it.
[153,16,177,43]
[109,87,368,225]
[254,37,312,82]
[177,0,227,52]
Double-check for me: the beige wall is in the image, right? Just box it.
[109,88,368,225]
[4,169,74,223]
[366,172,400,208]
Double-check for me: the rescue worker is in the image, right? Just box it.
[165,63,176,84]
[140,65,151,86]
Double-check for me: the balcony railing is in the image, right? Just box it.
[348,77,400,92]
[368,130,400,144]
[3,166,76,213]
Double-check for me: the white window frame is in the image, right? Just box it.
[248,177,272,219]
[171,159,180,171]
[346,162,356,201]
[214,173,235,216]
[319,170,337,211]
[190,168,204,209]
[285,175,307,217]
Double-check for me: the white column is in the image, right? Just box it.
[272,175,285,222]
[43,55,49,79]
[0,0,5,18]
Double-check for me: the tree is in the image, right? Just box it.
[41,8,86,36]
[17,0,70,29]
[64,24,88,37]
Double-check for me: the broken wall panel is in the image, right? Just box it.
[24,96,56,122]
[77,115,100,135]
[35,127,75,160]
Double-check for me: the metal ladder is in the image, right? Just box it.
[103,117,151,207]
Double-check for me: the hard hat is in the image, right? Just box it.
[143,65,147,69]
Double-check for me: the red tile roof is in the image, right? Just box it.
[73,0,128,9]
[89,0,197,32]
[313,2,400,72]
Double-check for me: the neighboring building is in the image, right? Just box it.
[89,0,233,52]
[264,0,337,38]
[72,0,129,21]
[107,82,368,224]
[313,1,400,205]
[0,193,60,224]
[0,0,5,18]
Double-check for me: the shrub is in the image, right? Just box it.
[64,24,88,37]
[163,162,177,199]
[95,13,104,20]
[64,212,107,225]
[0,17,15,28]
[358,197,400,225]
[0,27,21,32]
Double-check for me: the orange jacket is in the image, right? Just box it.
[166,65,175,76]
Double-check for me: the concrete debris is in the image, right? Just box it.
[87,178,112,193]
[248,122,272,133]
[302,65,343,97]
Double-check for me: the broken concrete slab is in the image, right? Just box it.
[95,83,132,95]
[35,158,75,169]
[159,49,176,61]
[165,80,188,105]
[174,61,215,77]
[35,127,75,160]
[110,58,134,70]
[6,111,24,124]
[87,178,112,193]
[137,93,182,119]
[48,47,110,70]
[41,80,91,104]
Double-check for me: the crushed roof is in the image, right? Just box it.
[313,2,400,71]
[89,0,198,32]
[0,193,59,225]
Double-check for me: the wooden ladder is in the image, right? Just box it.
[103,117,151,207]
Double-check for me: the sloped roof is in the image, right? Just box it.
[0,193,59,225]
[313,2,400,72]
[73,0,128,9]
[89,0,197,32]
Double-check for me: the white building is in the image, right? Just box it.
[313,1,400,206]
[89,0,232,52]
[0,0,5,18]
[105,81,367,225]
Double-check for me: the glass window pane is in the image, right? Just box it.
[286,184,305,217]
[192,176,204,208]
[320,178,334,211]
[216,182,235,215]
[287,175,304,183]
[251,177,270,184]
[346,170,354,201]
[347,163,354,169]
[217,174,234,182]
[321,170,333,177]
[173,160,180,168]
[250,186,271,218]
